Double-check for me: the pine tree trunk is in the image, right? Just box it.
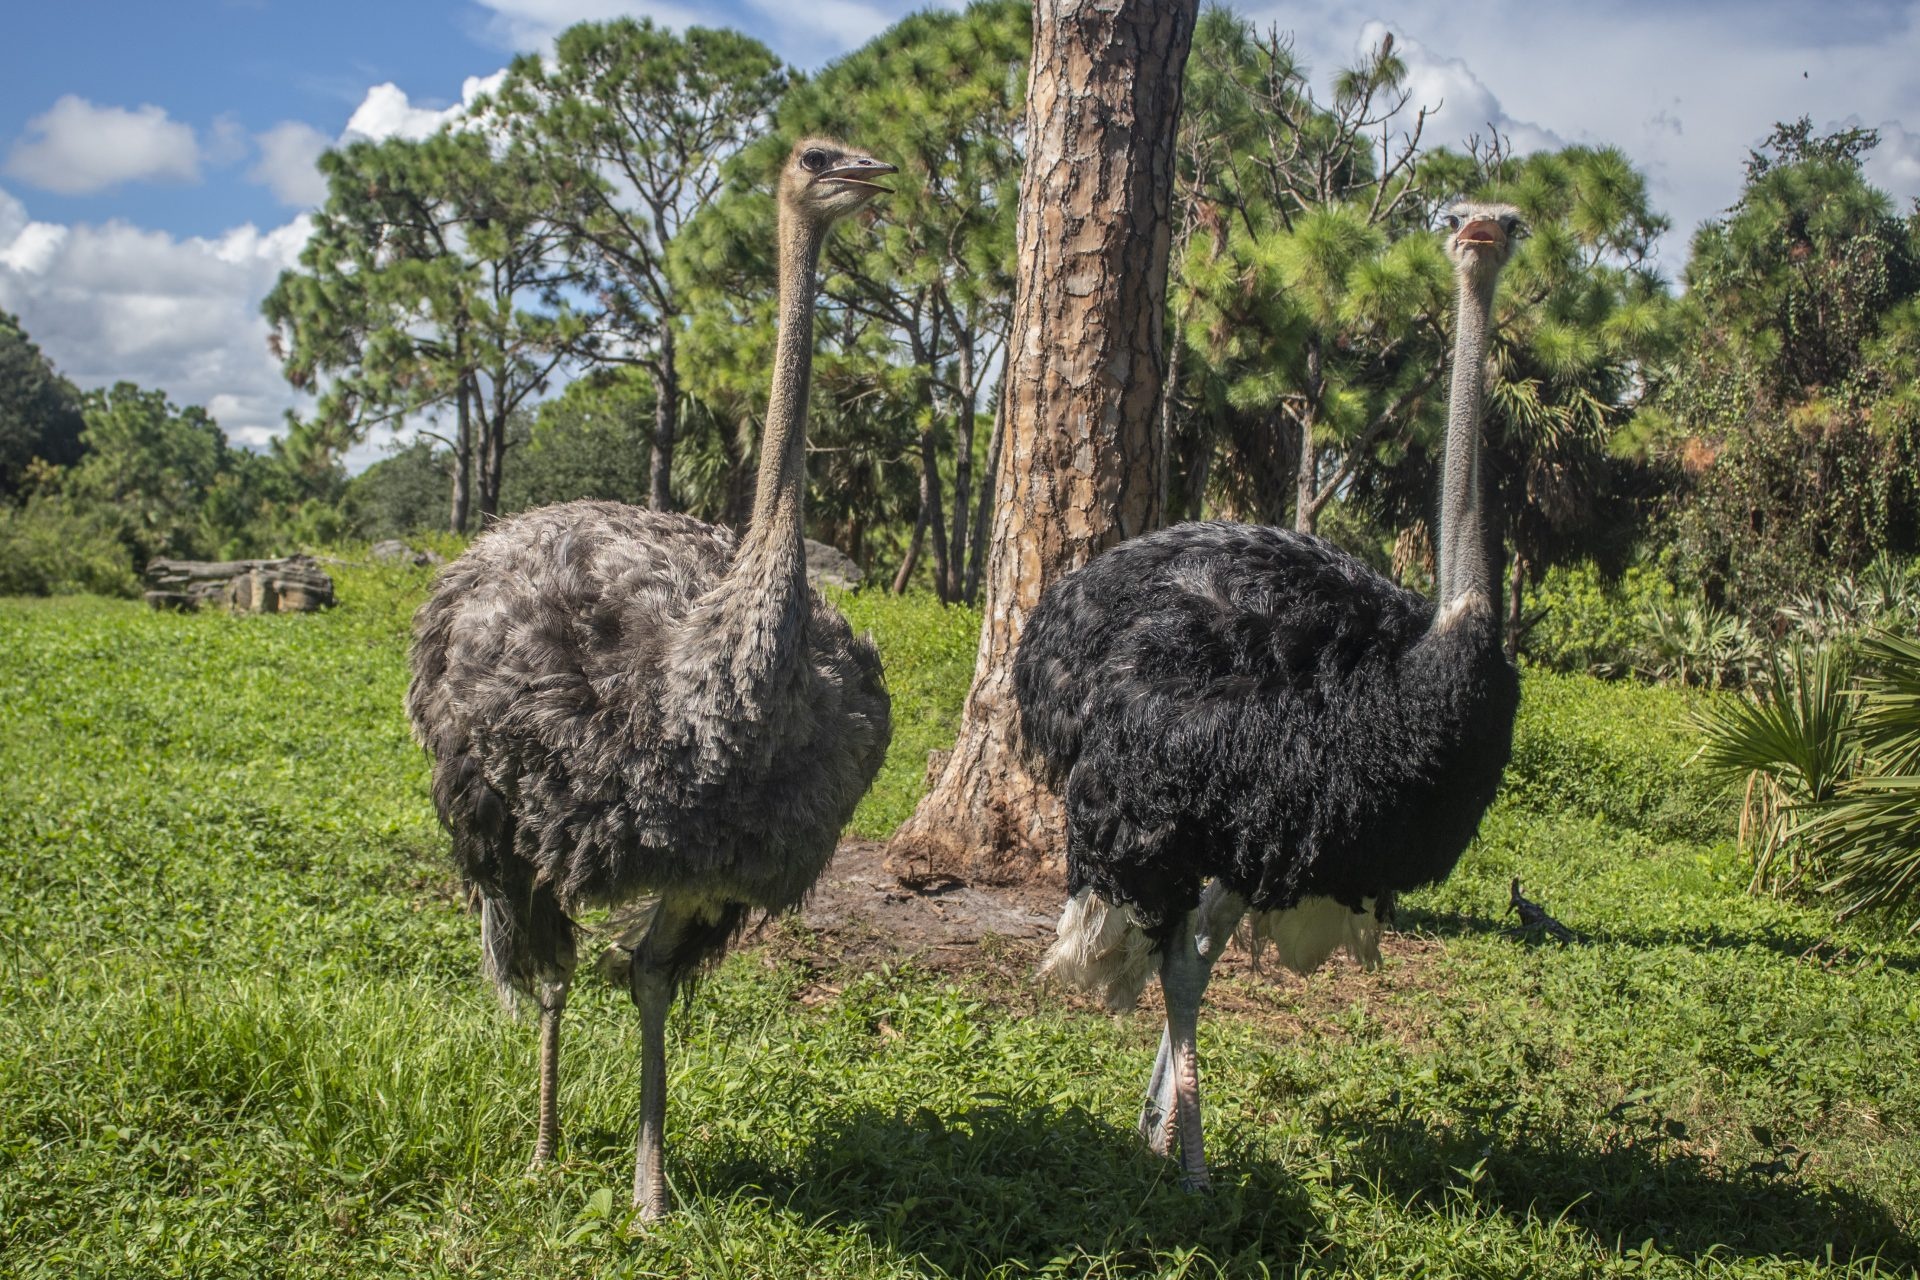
[916,423,950,602]
[449,374,472,534]
[1294,337,1323,534]
[477,384,507,520]
[965,391,1007,603]
[884,0,1196,883]
[650,329,677,512]
[947,337,974,602]
[892,505,928,594]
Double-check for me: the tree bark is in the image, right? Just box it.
[1294,337,1323,534]
[965,390,1007,603]
[885,0,1196,883]
[892,504,928,594]
[946,327,978,602]
[650,328,677,512]
[449,373,473,534]
[915,422,951,602]
[478,382,508,521]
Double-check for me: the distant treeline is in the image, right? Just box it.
[7,7,1920,644]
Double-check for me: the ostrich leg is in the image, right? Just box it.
[531,979,569,1167]
[1140,882,1245,1162]
[630,964,674,1219]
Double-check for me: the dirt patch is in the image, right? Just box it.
[758,839,1459,1035]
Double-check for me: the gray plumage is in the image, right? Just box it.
[405,139,897,1219]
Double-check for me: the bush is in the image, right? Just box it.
[1521,561,1675,675]
[1506,669,1730,844]
[0,496,139,597]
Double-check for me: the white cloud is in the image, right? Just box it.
[6,95,203,195]
[1354,21,1562,160]
[341,70,507,143]
[743,0,893,56]
[249,121,332,207]
[468,0,703,50]
[0,184,312,448]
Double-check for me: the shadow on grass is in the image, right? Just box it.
[1396,904,1920,972]
[568,1088,1916,1276]
[1322,1106,1917,1270]
[704,1100,1328,1277]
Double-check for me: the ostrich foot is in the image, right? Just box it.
[1138,1025,1177,1156]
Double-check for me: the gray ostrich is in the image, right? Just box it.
[406,138,896,1219]
[1011,202,1527,1191]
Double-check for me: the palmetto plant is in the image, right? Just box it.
[1640,596,1764,689]
[1694,642,1858,893]
[1797,631,1920,927]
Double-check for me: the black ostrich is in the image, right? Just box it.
[406,139,896,1219]
[1012,203,1526,1190]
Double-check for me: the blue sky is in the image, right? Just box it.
[6,0,1920,464]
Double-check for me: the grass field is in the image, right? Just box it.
[2,559,1917,1278]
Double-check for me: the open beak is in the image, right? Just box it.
[1456,218,1506,250]
[817,158,897,194]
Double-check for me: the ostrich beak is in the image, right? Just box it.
[818,157,897,194]
[1456,218,1506,250]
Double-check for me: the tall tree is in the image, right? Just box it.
[264,132,579,529]
[0,311,86,498]
[1170,19,1444,535]
[1651,118,1920,617]
[885,0,1198,878]
[674,1,1028,599]
[67,382,227,564]
[486,20,791,513]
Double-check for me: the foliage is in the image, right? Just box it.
[1777,554,1920,646]
[0,310,85,497]
[1634,595,1764,690]
[341,440,454,541]
[66,382,229,565]
[486,18,792,512]
[1798,632,1920,926]
[264,132,582,525]
[1654,120,1920,619]
[1696,644,1860,893]
[0,495,139,597]
[675,0,1028,595]
[502,372,655,512]
[1520,561,1675,676]
[2,582,1916,1276]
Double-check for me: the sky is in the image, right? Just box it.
[4,0,1920,468]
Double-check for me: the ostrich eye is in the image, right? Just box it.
[800,149,829,173]
[1442,214,1461,230]
[1504,216,1527,236]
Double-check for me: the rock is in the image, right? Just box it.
[144,555,335,614]
[370,539,444,567]
[804,538,863,590]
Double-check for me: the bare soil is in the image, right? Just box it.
[764,839,1457,1037]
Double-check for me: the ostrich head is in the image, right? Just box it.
[1440,201,1526,286]
[778,137,896,227]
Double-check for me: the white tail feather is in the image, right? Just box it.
[1243,896,1382,975]
[1039,889,1159,1011]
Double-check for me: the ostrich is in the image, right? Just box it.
[1012,202,1526,1191]
[405,138,896,1219]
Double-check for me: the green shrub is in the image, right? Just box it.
[0,495,138,596]
[1506,669,1731,843]
[1522,561,1675,675]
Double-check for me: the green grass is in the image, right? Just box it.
[1,564,1917,1277]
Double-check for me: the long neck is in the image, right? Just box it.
[1435,265,1496,619]
[736,204,825,578]
[656,203,826,770]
